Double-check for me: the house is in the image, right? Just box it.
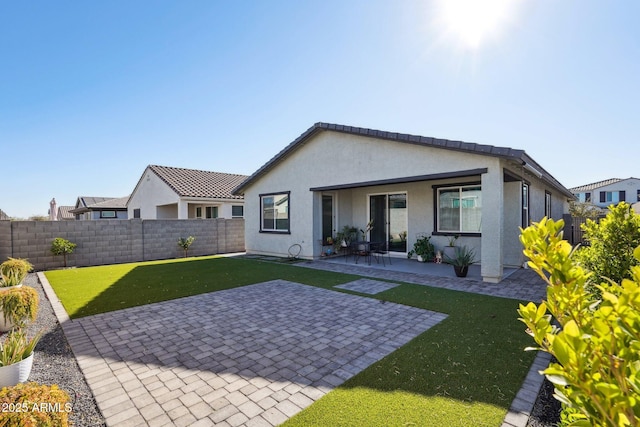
[127,165,248,220]
[48,198,75,221]
[233,122,575,283]
[57,206,75,220]
[569,177,640,209]
[69,196,129,220]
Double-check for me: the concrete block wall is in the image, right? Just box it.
[0,221,11,262]
[0,218,244,271]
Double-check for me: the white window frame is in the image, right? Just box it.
[436,184,482,234]
[260,192,290,233]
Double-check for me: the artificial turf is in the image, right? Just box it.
[44,255,536,426]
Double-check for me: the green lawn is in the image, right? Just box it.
[45,256,536,426]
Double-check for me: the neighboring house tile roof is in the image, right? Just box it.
[233,122,574,198]
[569,178,625,193]
[148,165,248,200]
[57,206,75,220]
[70,196,129,213]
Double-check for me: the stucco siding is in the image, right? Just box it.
[244,132,500,261]
[128,170,179,219]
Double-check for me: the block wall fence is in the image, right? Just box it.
[0,218,244,271]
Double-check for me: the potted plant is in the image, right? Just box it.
[442,235,459,260]
[0,286,39,332]
[336,226,358,250]
[0,329,41,387]
[50,237,77,268]
[407,235,435,262]
[444,245,477,277]
[0,258,33,289]
[177,236,195,258]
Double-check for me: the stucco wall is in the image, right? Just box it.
[128,169,180,219]
[242,131,501,261]
[0,218,244,271]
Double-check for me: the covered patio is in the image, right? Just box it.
[318,253,511,281]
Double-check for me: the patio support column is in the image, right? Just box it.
[481,167,504,283]
[178,201,189,219]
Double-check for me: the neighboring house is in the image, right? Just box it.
[570,177,640,209]
[57,206,75,220]
[70,196,129,220]
[233,122,575,283]
[127,165,248,220]
[0,209,8,221]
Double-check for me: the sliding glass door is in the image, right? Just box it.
[369,193,407,254]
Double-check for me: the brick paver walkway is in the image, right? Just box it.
[334,278,400,295]
[299,260,548,302]
[54,279,446,426]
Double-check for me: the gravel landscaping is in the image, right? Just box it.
[17,273,105,427]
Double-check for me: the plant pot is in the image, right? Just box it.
[0,353,34,388]
[417,255,427,263]
[0,310,16,332]
[453,265,469,278]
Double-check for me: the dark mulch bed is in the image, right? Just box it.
[527,365,562,427]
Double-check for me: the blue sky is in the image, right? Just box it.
[2,1,638,218]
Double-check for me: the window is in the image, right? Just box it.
[196,207,203,218]
[437,185,481,233]
[522,183,529,227]
[133,209,141,219]
[261,192,290,232]
[545,191,552,218]
[637,189,640,202]
[585,192,591,203]
[205,206,218,219]
[231,205,244,218]
[100,211,116,218]
[619,190,626,202]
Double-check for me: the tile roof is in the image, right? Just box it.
[70,196,130,213]
[233,122,574,198]
[569,178,624,193]
[149,165,248,200]
[57,206,75,220]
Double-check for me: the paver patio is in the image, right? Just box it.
[54,279,447,426]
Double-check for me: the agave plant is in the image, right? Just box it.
[0,329,41,367]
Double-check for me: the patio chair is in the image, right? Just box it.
[371,241,392,266]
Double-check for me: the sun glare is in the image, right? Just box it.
[437,0,517,49]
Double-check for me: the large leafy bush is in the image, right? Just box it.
[518,217,640,426]
[574,202,640,293]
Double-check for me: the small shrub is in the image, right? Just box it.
[177,236,195,258]
[0,287,39,328]
[0,382,72,426]
[50,238,77,268]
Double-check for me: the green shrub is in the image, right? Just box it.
[518,217,640,426]
[574,202,640,295]
[50,238,77,268]
[177,236,195,258]
[0,382,71,426]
